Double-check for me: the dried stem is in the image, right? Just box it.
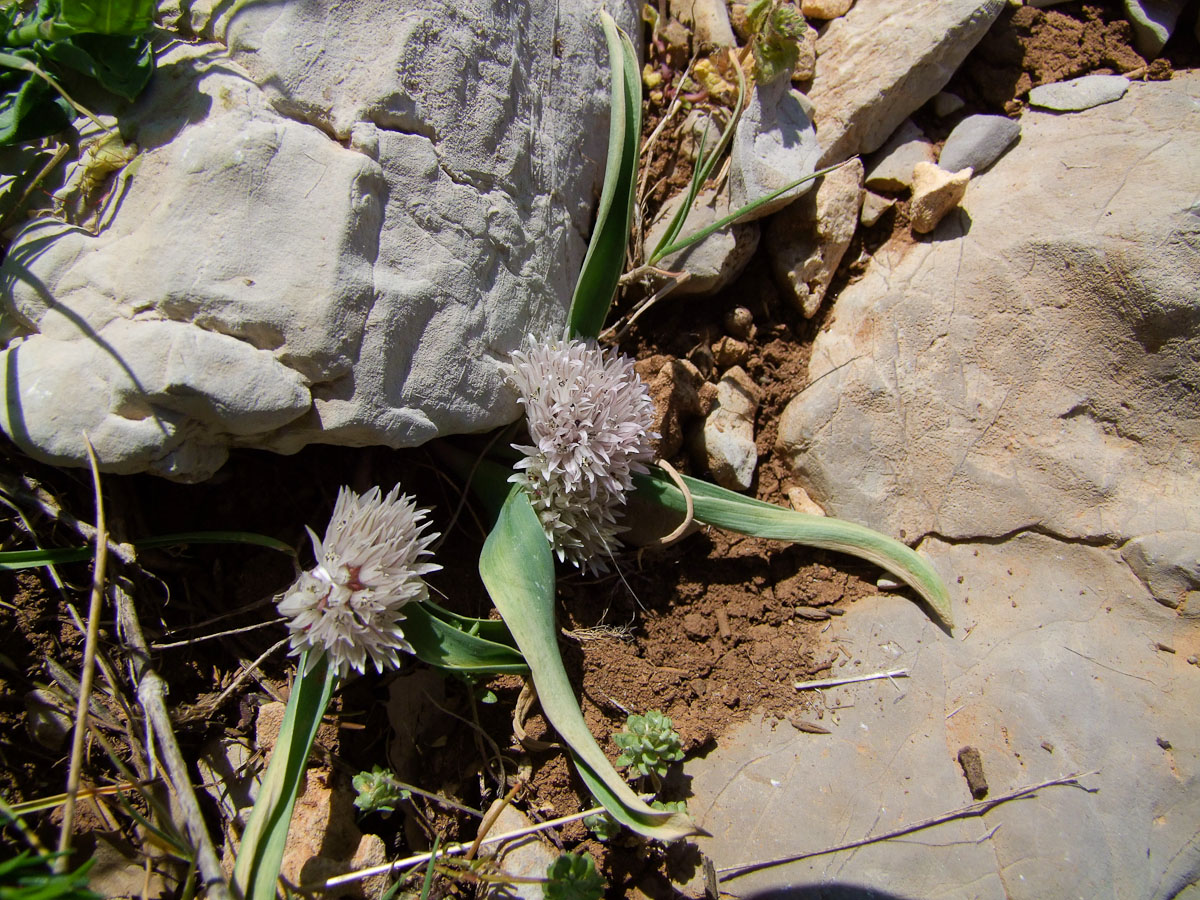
[794,669,909,691]
[56,436,109,870]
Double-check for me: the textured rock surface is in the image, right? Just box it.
[692,366,760,491]
[644,187,760,296]
[729,76,822,220]
[0,1,637,478]
[909,161,971,233]
[777,75,1200,545]
[765,158,864,317]
[863,119,935,191]
[808,0,1005,165]
[938,113,1021,174]
[1029,73,1131,110]
[1123,0,1189,57]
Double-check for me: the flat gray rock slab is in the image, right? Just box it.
[1028,74,1130,111]
[938,113,1020,174]
[808,0,1005,165]
[686,534,1200,898]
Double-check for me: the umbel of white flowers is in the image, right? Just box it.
[278,485,440,677]
[508,337,657,573]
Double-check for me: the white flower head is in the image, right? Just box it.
[507,337,657,573]
[278,485,441,677]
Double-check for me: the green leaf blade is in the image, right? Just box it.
[479,487,700,842]
[634,468,954,628]
[566,11,641,340]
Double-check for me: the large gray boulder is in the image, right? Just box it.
[0,0,638,479]
[692,74,1200,900]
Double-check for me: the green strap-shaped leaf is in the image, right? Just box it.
[479,487,699,842]
[0,530,295,571]
[634,468,954,628]
[57,0,157,35]
[232,651,337,900]
[565,10,641,340]
[403,602,528,675]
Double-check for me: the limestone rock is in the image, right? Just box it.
[932,90,966,117]
[1028,74,1130,111]
[670,0,736,47]
[0,0,637,479]
[938,114,1021,174]
[791,25,818,83]
[808,0,1005,165]
[482,806,559,899]
[644,187,760,296]
[766,158,865,317]
[864,119,936,191]
[1121,532,1200,609]
[909,162,971,234]
[693,366,760,491]
[1123,0,1188,57]
[776,74,1200,548]
[729,75,822,220]
[859,190,894,227]
[801,0,853,20]
[643,357,704,459]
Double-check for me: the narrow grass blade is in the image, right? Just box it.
[232,651,337,900]
[0,530,294,571]
[651,160,850,262]
[648,51,747,263]
[565,11,641,340]
[479,487,699,842]
[634,468,953,628]
[403,602,528,675]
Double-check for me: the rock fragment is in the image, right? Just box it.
[938,114,1021,174]
[693,366,761,492]
[808,0,1006,165]
[730,75,822,220]
[644,186,760,296]
[957,746,989,799]
[932,91,966,117]
[1122,0,1188,58]
[909,162,971,234]
[766,158,865,317]
[801,0,853,19]
[1120,531,1200,609]
[1028,74,1130,111]
[723,305,756,340]
[859,190,894,227]
[864,119,936,191]
[644,358,705,459]
[671,0,737,47]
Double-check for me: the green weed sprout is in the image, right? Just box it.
[351,766,411,815]
[583,810,621,842]
[0,850,100,900]
[544,853,605,900]
[614,711,684,781]
[745,0,811,83]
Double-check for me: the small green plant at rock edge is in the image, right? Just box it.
[614,711,684,780]
[544,853,604,900]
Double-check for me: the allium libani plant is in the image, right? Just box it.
[614,711,684,780]
[507,337,657,573]
[277,485,440,677]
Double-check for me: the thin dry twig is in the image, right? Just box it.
[794,669,909,691]
[638,459,694,548]
[717,771,1099,879]
[112,575,232,900]
[465,781,524,861]
[56,436,110,870]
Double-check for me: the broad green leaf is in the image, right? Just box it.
[419,598,520,648]
[479,487,699,842]
[403,601,528,675]
[232,651,337,900]
[565,11,641,340]
[0,52,72,144]
[41,32,153,100]
[58,0,157,35]
[634,468,954,628]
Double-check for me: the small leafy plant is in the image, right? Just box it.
[745,0,811,83]
[0,850,100,900]
[614,711,684,781]
[0,0,158,146]
[351,766,411,816]
[544,853,604,900]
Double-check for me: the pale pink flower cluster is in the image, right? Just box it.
[508,338,657,573]
[278,485,440,677]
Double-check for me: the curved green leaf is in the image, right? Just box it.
[565,10,641,340]
[0,530,295,571]
[479,487,699,842]
[634,468,954,628]
[403,602,527,675]
[232,651,337,900]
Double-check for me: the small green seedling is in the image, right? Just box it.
[351,766,411,815]
[614,710,684,782]
[745,0,812,83]
[544,852,604,900]
[583,810,621,842]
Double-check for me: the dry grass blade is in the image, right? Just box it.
[55,435,109,870]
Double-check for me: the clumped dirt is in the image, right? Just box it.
[0,1,1195,897]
